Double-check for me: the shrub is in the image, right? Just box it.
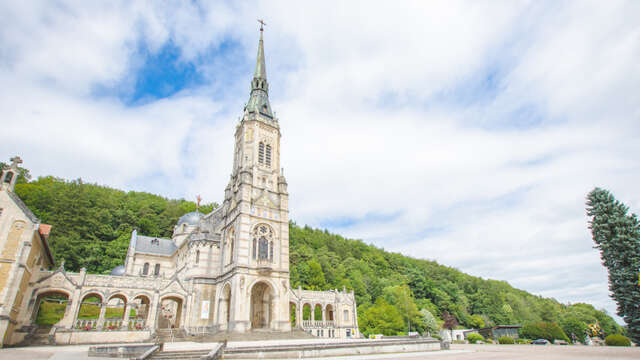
[521,321,570,343]
[467,333,484,344]
[605,334,631,346]
[498,336,515,344]
[516,339,531,344]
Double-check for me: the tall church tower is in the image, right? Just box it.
[218,23,291,332]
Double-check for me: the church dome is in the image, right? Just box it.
[177,211,203,226]
[110,265,125,276]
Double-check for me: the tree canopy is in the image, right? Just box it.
[11,175,624,337]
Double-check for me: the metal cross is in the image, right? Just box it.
[258,19,266,31]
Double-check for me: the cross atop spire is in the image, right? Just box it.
[245,20,274,119]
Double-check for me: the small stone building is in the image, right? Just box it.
[0,157,55,347]
[0,26,359,347]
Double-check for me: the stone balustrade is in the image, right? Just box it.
[75,319,98,330]
[128,318,146,330]
[302,320,336,328]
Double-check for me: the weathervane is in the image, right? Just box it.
[258,19,266,32]
[196,195,202,212]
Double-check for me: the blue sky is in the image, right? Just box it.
[1,1,639,324]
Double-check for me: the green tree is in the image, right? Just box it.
[586,188,640,343]
[358,298,405,337]
[420,308,438,336]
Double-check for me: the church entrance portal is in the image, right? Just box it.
[250,281,273,329]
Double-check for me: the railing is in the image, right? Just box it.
[128,318,146,330]
[302,320,336,328]
[75,319,98,330]
[103,318,123,330]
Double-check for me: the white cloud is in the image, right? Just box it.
[1,1,639,323]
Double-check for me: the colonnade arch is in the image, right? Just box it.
[157,295,183,329]
[31,289,71,327]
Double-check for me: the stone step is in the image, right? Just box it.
[151,350,209,359]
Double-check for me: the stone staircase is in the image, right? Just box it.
[191,328,314,342]
[155,328,188,343]
[151,349,210,359]
[18,325,53,346]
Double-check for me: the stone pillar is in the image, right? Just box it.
[147,292,160,330]
[322,304,326,322]
[58,288,80,329]
[297,302,303,329]
[122,303,131,329]
[97,303,107,329]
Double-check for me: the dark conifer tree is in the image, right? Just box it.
[586,188,640,343]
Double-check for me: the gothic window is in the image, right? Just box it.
[196,250,200,264]
[258,142,265,164]
[258,237,268,259]
[154,263,160,276]
[4,171,13,183]
[265,145,272,167]
[229,238,234,262]
[269,241,274,261]
[252,224,274,262]
[143,262,149,275]
[343,310,349,321]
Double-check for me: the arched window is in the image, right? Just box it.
[229,238,234,263]
[253,224,274,262]
[343,310,349,321]
[258,237,268,259]
[3,171,13,183]
[196,250,200,264]
[258,142,265,164]
[142,262,149,275]
[154,263,160,276]
[269,241,274,261]
[265,145,272,167]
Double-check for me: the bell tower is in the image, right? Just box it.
[218,21,291,333]
[1,156,22,192]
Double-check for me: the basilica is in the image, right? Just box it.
[0,27,358,347]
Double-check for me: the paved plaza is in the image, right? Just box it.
[0,342,639,359]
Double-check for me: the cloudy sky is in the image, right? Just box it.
[1,1,639,322]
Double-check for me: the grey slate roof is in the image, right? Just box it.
[135,235,177,256]
[7,190,39,223]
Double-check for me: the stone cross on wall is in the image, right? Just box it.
[10,156,22,169]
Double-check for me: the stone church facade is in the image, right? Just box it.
[0,27,358,347]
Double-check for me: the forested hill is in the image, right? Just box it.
[13,175,623,338]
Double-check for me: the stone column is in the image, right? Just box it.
[97,303,107,329]
[122,303,131,329]
[58,288,80,329]
[297,302,303,329]
[322,304,326,323]
[147,292,160,330]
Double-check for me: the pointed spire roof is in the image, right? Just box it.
[254,26,267,80]
[245,21,274,119]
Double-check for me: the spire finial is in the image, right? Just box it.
[258,19,266,32]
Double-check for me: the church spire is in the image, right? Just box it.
[245,20,274,119]
[254,20,267,81]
